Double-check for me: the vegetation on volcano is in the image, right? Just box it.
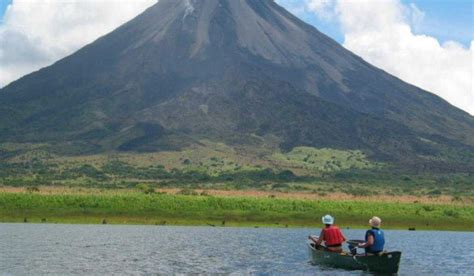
[1,143,472,197]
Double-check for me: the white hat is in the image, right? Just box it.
[322,215,334,225]
[369,216,382,227]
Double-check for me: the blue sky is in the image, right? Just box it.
[409,0,473,46]
[0,0,11,22]
[0,0,472,46]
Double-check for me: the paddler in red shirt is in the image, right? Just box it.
[309,214,347,253]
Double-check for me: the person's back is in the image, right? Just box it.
[357,216,385,255]
[322,225,345,247]
[309,215,346,253]
[365,226,385,254]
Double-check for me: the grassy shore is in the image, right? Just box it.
[0,190,472,231]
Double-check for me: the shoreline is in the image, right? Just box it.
[1,220,474,233]
[1,188,473,232]
[1,217,472,232]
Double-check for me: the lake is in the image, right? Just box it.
[1,224,473,275]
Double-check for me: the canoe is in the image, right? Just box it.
[308,243,401,274]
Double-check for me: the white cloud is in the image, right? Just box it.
[306,0,474,115]
[305,0,336,20]
[0,0,157,87]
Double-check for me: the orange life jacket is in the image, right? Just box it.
[323,225,345,246]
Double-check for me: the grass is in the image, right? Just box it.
[2,142,377,176]
[1,191,472,231]
[271,147,379,172]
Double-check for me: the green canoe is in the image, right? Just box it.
[308,243,402,274]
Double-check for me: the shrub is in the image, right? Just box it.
[345,187,373,196]
[443,209,459,218]
[26,186,40,193]
[177,189,199,196]
[422,205,435,212]
[451,196,462,202]
[427,189,442,196]
[272,183,290,189]
[277,170,296,181]
[136,183,155,194]
[182,159,191,165]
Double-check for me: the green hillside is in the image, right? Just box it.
[1,141,473,197]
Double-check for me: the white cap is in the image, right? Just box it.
[369,216,382,227]
[322,215,334,225]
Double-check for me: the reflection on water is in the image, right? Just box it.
[0,224,473,275]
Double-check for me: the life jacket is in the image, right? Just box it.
[365,227,385,252]
[323,225,345,246]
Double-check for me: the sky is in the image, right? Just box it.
[0,0,473,115]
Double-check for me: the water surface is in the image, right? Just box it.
[1,224,473,275]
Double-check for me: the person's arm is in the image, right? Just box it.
[308,235,318,243]
[358,234,374,248]
[341,232,347,242]
[308,229,325,245]
[316,229,324,246]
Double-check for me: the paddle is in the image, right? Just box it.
[346,239,365,255]
[347,240,365,247]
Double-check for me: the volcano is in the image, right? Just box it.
[1,0,473,171]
